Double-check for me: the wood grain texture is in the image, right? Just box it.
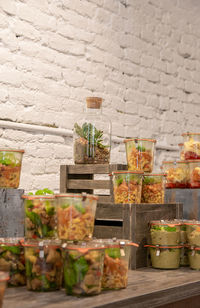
[60,165,67,193]
[4,268,200,308]
[67,179,110,190]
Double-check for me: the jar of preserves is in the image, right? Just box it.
[124,138,156,173]
[161,161,189,188]
[188,160,200,188]
[141,174,165,204]
[73,97,111,164]
[182,133,200,160]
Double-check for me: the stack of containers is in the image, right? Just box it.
[110,138,166,204]
[145,220,183,269]
[185,220,200,270]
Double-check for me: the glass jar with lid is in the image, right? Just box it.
[73,97,111,164]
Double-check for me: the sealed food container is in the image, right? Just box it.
[0,149,24,188]
[56,193,97,241]
[124,138,156,173]
[188,160,200,188]
[0,272,9,308]
[141,174,165,204]
[182,133,200,160]
[95,239,138,290]
[188,246,200,270]
[185,221,200,246]
[0,238,25,286]
[161,161,189,188]
[150,220,181,245]
[145,245,182,269]
[23,195,57,239]
[178,143,184,160]
[73,97,111,164]
[24,240,63,291]
[110,171,143,204]
[62,242,105,296]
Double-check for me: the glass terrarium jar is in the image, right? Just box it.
[161,161,189,188]
[146,245,182,269]
[141,174,165,204]
[150,220,181,245]
[0,238,25,287]
[185,221,200,246]
[73,97,111,164]
[62,242,105,296]
[24,240,63,292]
[56,193,97,241]
[124,138,156,173]
[182,133,200,160]
[23,195,57,239]
[95,239,138,290]
[0,272,9,308]
[110,171,143,204]
[188,160,200,188]
[0,149,24,188]
[188,246,200,270]
[178,143,184,160]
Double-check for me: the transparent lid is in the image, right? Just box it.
[62,241,105,252]
[145,244,183,249]
[150,220,181,226]
[23,239,61,248]
[109,171,144,176]
[0,237,24,246]
[182,132,200,136]
[22,195,55,200]
[184,220,200,226]
[55,193,98,200]
[93,238,139,248]
[0,149,25,153]
[124,138,156,143]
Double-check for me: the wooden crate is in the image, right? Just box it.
[0,188,24,237]
[94,202,183,269]
[165,188,200,220]
[60,164,127,203]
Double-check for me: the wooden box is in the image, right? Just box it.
[0,188,24,237]
[60,164,127,203]
[165,188,200,220]
[94,202,183,269]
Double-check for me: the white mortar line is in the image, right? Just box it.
[0,120,178,151]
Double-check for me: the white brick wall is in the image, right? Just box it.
[0,0,200,192]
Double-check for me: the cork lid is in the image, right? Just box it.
[86,97,102,109]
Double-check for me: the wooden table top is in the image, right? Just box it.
[4,267,200,308]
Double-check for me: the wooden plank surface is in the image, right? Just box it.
[4,268,200,308]
[67,164,127,174]
[67,179,110,190]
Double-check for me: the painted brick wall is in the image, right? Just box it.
[0,0,200,192]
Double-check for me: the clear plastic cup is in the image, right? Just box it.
[62,242,105,296]
[56,193,97,241]
[24,240,63,292]
[124,138,156,173]
[95,239,138,290]
[188,246,200,270]
[161,161,189,188]
[0,238,25,286]
[141,174,165,204]
[0,149,24,188]
[150,220,181,245]
[146,245,182,269]
[185,221,200,246]
[0,271,9,308]
[110,171,143,204]
[23,195,57,239]
[188,160,200,188]
[182,133,200,160]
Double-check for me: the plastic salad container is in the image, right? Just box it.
[161,161,189,188]
[24,240,63,291]
[182,133,200,160]
[0,149,24,188]
[150,220,181,245]
[62,242,105,296]
[188,246,200,270]
[145,245,182,269]
[110,171,143,204]
[56,193,97,241]
[0,272,9,308]
[124,138,156,173]
[95,239,138,290]
[178,143,184,160]
[141,174,165,204]
[188,160,200,188]
[23,195,57,239]
[185,221,200,246]
[0,238,25,286]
